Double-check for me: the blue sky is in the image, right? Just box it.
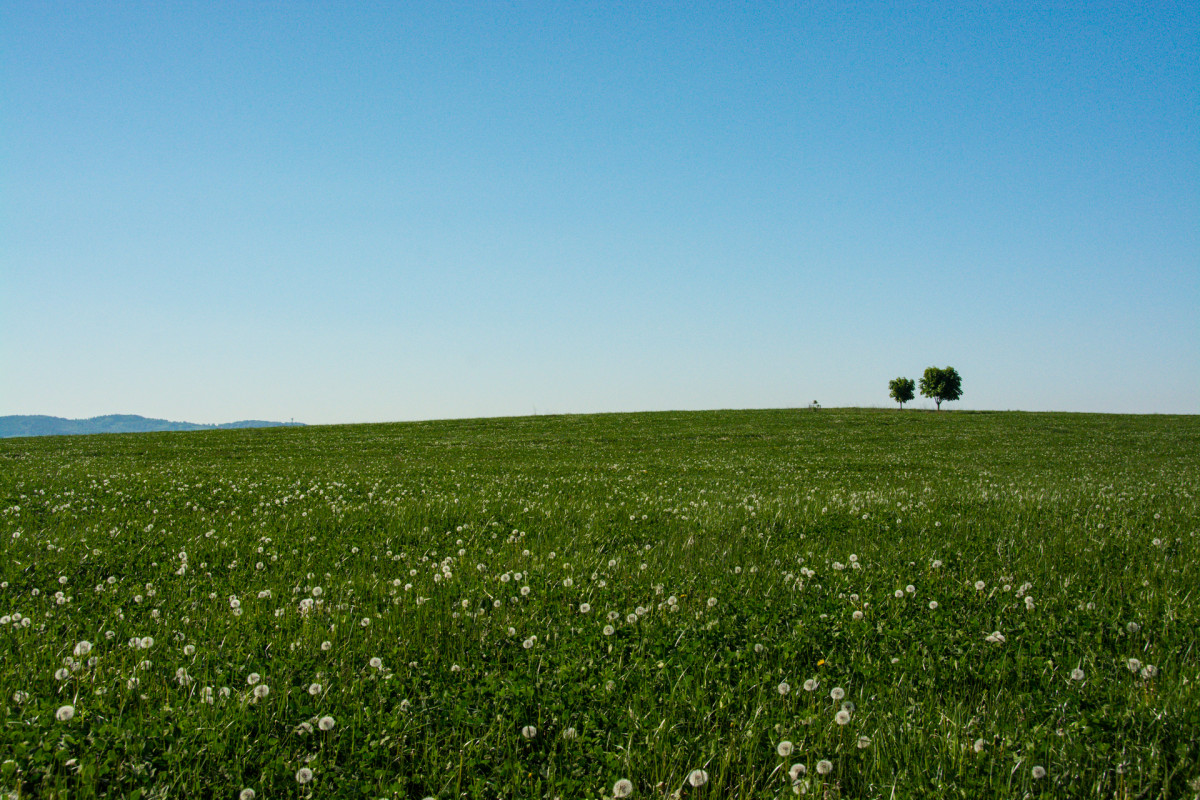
[3,2,1197,423]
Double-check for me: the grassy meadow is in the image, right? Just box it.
[1,408,1197,799]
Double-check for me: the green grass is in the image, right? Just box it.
[1,408,1197,799]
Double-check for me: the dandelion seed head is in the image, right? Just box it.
[777,740,794,756]
[56,705,75,722]
[688,769,709,787]
[816,760,832,775]
[613,778,633,797]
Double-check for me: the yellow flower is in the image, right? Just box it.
[817,659,825,667]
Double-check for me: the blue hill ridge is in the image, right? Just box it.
[0,414,304,438]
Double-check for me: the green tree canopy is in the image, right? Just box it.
[888,377,916,409]
[919,366,963,410]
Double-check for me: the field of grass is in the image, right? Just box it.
[1,408,1197,799]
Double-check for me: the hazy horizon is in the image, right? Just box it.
[4,3,1197,424]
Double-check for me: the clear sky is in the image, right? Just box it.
[3,2,1197,423]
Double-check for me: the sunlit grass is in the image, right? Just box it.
[1,409,1197,798]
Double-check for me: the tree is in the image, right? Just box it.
[888,377,915,409]
[919,366,963,411]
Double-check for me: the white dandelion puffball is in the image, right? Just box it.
[318,715,335,731]
[777,740,794,756]
[1032,765,1046,779]
[928,601,939,610]
[603,625,615,636]
[295,767,314,784]
[321,641,332,651]
[973,739,986,753]
[522,725,537,739]
[579,603,592,614]
[613,778,634,797]
[562,577,573,588]
[830,687,845,701]
[253,685,270,699]
[563,727,577,739]
[857,736,871,749]
[1127,658,1142,673]
[73,641,92,657]
[183,644,195,656]
[239,789,256,800]
[789,763,807,781]
[308,683,322,695]
[852,610,864,620]
[707,597,717,607]
[1126,621,1141,634]
[688,769,709,787]
[835,709,851,725]
[523,637,536,649]
[778,682,791,696]
[1070,668,1085,681]
[246,672,261,686]
[803,679,818,692]
[974,580,986,591]
[894,589,904,598]
[816,759,833,776]
[905,584,915,594]
[56,705,75,722]
[369,657,383,669]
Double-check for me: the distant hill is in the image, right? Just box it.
[0,414,304,439]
